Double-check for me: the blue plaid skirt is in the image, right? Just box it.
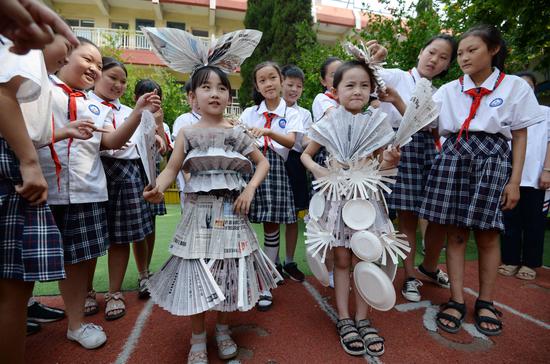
[388,131,438,214]
[418,132,511,231]
[249,148,296,224]
[102,157,154,243]
[149,160,167,216]
[0,138,65,281]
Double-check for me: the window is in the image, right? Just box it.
[167,22,185,30]
[191,29,208,37]
[136,19,154,31]
[66,19,95,27]
[111,22,129,30]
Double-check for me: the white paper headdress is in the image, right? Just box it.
[344,41,387,93]
[142,27,262,74]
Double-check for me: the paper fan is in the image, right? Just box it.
[344,158,397,199]
[142,27,262,74]
[311,158,346,201]
[308,107,395,164]
[393,77,439,147]
[344,41,387,93]
[378,227,411,266]
[305,219,335,263]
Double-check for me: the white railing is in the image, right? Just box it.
[72,27,210,50]
[225,103,242,116]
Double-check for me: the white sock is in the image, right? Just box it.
[285,256,294,265]
[263,230,280,264]
[190,331,207,353]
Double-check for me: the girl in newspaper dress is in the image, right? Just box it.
[142,28,280,363]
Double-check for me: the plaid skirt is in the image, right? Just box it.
[102,157,154,244]
[388,131,438,214]
[149,161,166,216]
[50,202,109,264]
[249,148,296,224]
[418,133,511,231]
[285,150,310,211]
[0,139,65,282]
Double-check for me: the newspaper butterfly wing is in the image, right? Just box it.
[207,29,263,73]
[142,27,209,73]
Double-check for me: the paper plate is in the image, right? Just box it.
[308,192,326,221]
[377,255,397,281]
[353,261,396,311]
[342,199,376,230]
[306,248,330,287]
[350,231,383,263]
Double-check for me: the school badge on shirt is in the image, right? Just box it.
[278,118,287,128]
[88,104,100,115]
[489,98,504,107]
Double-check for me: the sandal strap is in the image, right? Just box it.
[355,319,372,329]
[475,299,502,317]
[190,336,207,345]
[440,300,467,319]
[363,334,385,347]
[105,292,125,303]
[87,290,96,299]
[338,324,359,337]
[436,312,463,326]
[336,318,355,330]
[187,350,208,364]
[358,327,379,337]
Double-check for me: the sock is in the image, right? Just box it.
[215,324,237,356]
[28,297,35,307]
[263,230,280,264]
[138,270,149,280]
[285,256,294,265]
[190,331,207,353]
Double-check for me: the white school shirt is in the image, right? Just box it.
[312,92,338,123]
[0,36,52,147]
[240,98,302,161]
[378,67,426,129]
[433,68,545,140]
[88,91,140,160]
[163,122,173,149]
[172,111,200,192]
[290,103,313,153]
[38,75,114,204]
[518,105,550,188]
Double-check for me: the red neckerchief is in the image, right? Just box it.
[324,90,336,100]
[48,115,62,190]
[262,112,275,155]
[101,100,117,128]
[164,131,173,151]
[457,71,505,143]
[408,69,417,85]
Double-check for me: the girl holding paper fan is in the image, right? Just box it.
[142,28,280,363]
[368,35,458,303]
[418,25,544,336]
[239,61,304,309]
[301,59,405,357]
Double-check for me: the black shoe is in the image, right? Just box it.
[276,263,287,284]
[27,301,65,323]
[26,320,41,336]
[283,262,305,282]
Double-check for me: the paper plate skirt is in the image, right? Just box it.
[148,192,281,316]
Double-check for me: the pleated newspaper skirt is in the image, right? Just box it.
[148,191,282,315]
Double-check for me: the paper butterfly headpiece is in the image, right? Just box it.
[344,41,387,93]
[142,27,262,74]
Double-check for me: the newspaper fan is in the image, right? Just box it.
[308,107,395,165]
[378,226,411,266]
[393,77,439,147]
[311,158,347,201]
[142,27,262,74]
[345,158,398,200]
[305,219,335,263]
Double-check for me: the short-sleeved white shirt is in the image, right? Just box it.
[172,111,200,192]
[312,92,338,123]
[433,68,545,140]
[38,75,114,204]
[240,98,302,160]
[519,105,550,188]
[88,91,140,160]
[290,103,313,153]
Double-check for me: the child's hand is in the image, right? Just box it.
[143,185,163,203]
[501,182,520,210]
[378,87,402,105]
[365,39,387,63]
[311,164,330,180]
[62,119,96,140]
[234,186,254,215]
[249,127,270,138]
[382,145,401,167]
[153,108,164,128]
[16,160,48,205]
[155,134,167,154]
[539,170,550,190]
[135,90,162,114]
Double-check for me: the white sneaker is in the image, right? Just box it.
[401,278,423,302]
[67,323,107,349]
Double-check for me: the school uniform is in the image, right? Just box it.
[419,68,545,231]
[0,39,64,281]
[172,111,200,209]
[285,103,312,211]
[501,105,550,267]
[149,122,172,217]
[240,98,302,224]
[37,75,114,264]
[379,68,440,215]
[89,91,154,244]
[311,92,338,167]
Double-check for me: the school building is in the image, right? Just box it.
[42,0,385,114]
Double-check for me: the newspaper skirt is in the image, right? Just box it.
[149,192,282,315]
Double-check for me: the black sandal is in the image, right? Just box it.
[436,300,466,334]
[336,318,366,356]
[256,294,273,312]
[356,319,385,357]
[474,299,503,336]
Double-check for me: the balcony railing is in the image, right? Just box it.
[72,27,210,50]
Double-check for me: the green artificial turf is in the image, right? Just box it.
[33,204,550,296]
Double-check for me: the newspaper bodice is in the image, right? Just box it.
[181,126,256,193]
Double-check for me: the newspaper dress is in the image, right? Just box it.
[148,126,281,316]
